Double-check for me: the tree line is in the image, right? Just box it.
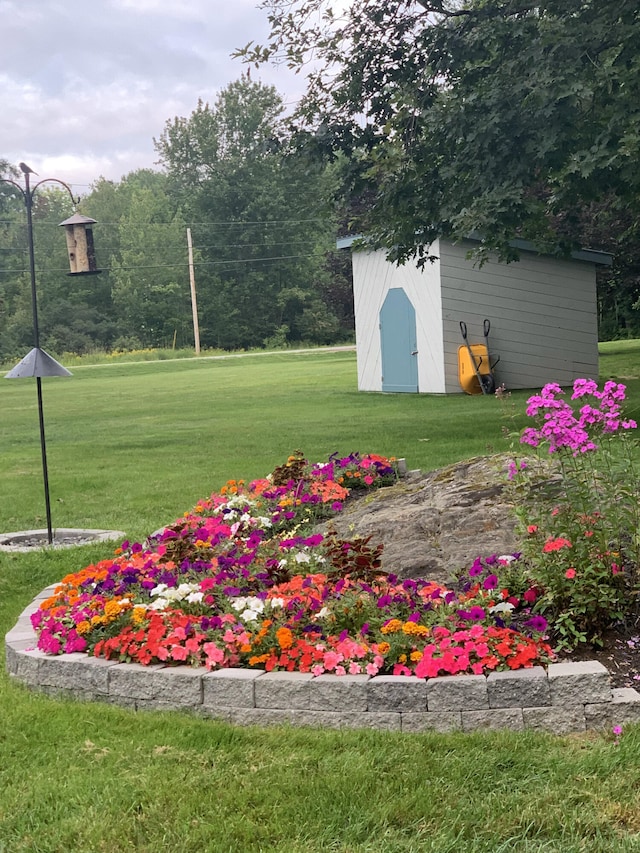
[0,78,354,361]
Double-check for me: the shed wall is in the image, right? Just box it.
[439,241,599,393]
[352,247,445,392]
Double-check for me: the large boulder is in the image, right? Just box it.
[317,454,554,586]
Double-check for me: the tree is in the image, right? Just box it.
[155,77,348,349]
[84,170,193,349]
[239,0,640,267]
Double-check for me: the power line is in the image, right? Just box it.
[0,249,344,275]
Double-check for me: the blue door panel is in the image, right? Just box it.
[380,288,418,392]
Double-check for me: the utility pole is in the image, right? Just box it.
[186,228,200,354]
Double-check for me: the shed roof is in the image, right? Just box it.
[336,234,613,266]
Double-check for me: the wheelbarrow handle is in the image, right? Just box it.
[483,318,491,337]
[460,321,468,340]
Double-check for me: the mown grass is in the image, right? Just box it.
[0,350,535,541]
[1,346,640,853]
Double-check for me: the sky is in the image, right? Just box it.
[0,0,309,192]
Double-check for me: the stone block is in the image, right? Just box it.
[202,668,264,709]
[108,663,167,700]
[310,674,370,711]
[200,706,298,727]
[584,703,612,731]
[33,584,60,601]
[38,652,116,694]
[487,667,549,708]
[13,647,49,686]
[367,676,427,712]
[461,708,524,732]
[401,711,462,733]
[146,666,204,706]
[547,661,611,705]
[427,674,488,711]
[5,626,36,645]
[37,685,101,704]
[5,637,36,675]
[287,710,402,731]
[254,671,314,709]
[201,704,402,731]
[611,687,640,726]
[18,601,44,622]
[523,706,586,734]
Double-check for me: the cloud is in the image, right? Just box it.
[0,0,307,186]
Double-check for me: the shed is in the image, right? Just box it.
[337,236,612,393]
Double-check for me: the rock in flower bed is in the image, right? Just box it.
[29,450,554,678]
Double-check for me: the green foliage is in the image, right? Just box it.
[154,77,352,350]
[507,379,640,649]
[242,0,640,262]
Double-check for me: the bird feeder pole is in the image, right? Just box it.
[1,163,100,543]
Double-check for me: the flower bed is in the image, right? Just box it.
[23,378,640,686]
[28,450,554,679]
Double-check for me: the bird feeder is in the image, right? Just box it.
[59,212,101,275]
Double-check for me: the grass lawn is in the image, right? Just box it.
[1,346,639,852]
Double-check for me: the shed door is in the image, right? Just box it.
[380,287,418,392]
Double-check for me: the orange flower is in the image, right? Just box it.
[402,622,428,637]
[276,627,294,649]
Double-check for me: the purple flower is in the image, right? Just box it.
[469,560,483,577]
[523,615,548,633]
[483,574,498,590]
[469,606,486,621]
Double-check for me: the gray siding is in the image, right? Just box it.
[439,241,599,393]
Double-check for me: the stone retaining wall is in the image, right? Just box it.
[6,586,640,734]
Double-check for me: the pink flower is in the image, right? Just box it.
[203,642,225,667]
[323,651,343,671]
[565,568,577,579]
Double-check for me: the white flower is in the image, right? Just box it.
[295,551,311,564]
[150,583,168,597]
[230,596,264,615]
[241,608,260,622]
[315,606,330,619]
[498,555,516,564]
[489,602,515,614]
[186,591,204,604]
[269,597,285,608]
[148,598,169,611]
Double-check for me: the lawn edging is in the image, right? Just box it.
[6,585,640,734]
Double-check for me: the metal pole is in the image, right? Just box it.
[24,171,53,544]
